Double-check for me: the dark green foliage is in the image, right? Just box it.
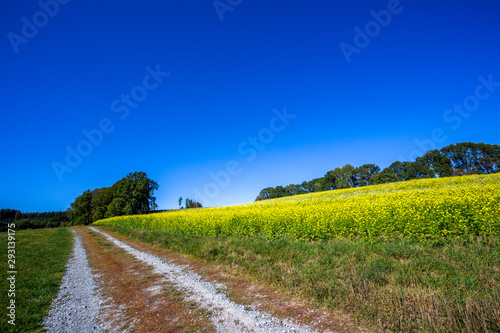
[68,190,93,225]
[111,171,159,215]
[375,160,434,184]
[0,209,18,222]
[355,163,381,187]
[323,164,357,190]
[441,142,500,175]
[67,171,159,225]
[0,209,70,231]
[256,142,500,201]
[374,165,396,184]
[418,149,453,177]
[91,187,113,221]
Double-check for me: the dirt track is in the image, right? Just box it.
[43,229,102,332]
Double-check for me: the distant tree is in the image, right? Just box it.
[309,178,325,192]
[354,164,381,187]
[0,209,19,222]
[342,164,358,188]
[376,160,434,185]
[375,166,396,184]
[284,184,300,197]
[376,161,409,184]
[418,149,453,178]
[409,159,435,179]
[323,169,339,190]
[439,142,499,175]
[68,171,159,225]
[178,196,183,209]
[392,161,411,182]
[274,186,286,198]
[255,188,272,201]
[106,196,127,217]
[111,172,159,215]
[441,143,479,175]
[441,142,500,175]
[294,183,308,195]
[299,181,312,194]
[323,164,357,190]
[476,142,500,173]
[69,190,93,225]
[91,187,113,222]
[185,198,202,208]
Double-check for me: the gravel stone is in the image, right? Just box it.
[43,229,103,333]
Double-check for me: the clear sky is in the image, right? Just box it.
[1,0,499,212]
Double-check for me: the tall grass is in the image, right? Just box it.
[101,225,500,332]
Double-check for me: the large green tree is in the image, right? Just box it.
[68,171,159,225]
[441,142,500,175]
[354,164,381,187]
[91,187,113,221]
[68,190,93,225]
[418,149,453,178]
[323,164,357,190]
[109,171,159,215]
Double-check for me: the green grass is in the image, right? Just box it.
[101,225,500,332]
[0,228,73,332]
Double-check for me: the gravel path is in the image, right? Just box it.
[89,227,323,333]
[43,229,102,333]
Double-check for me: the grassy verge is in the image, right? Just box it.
[100,225,500,332]
[0,228,73,332]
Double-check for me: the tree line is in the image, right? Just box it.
[255,142,500,201]
[0,209,70,231]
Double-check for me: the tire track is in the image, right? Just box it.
[43,229,103,332]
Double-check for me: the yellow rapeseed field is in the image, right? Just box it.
[94,174,500,242]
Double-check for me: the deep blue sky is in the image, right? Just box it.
[1,0,499,212]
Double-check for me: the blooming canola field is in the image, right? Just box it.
[94,174,500,242]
